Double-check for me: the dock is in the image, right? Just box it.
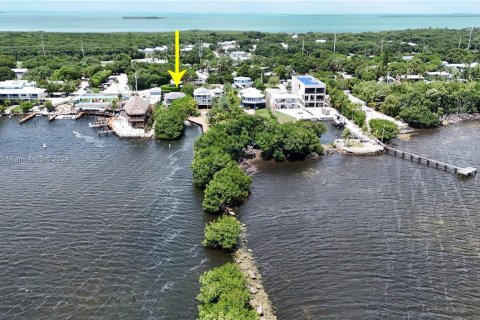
[187,110,210,132]
[381,142,477,178]
[48,113,58,121]
[19,113,37,124]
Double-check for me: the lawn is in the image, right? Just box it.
[254,109,295,124]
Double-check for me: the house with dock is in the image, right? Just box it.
[0,80,46,102]
[291,75,326,108]
[74,93,119,112]
[123,96,151,129]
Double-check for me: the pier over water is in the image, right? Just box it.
[379,141,477,178]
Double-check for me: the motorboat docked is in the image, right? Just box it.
[333,115,346,127]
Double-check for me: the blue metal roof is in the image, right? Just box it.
[297,76,321,86]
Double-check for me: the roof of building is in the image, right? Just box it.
[240,88,264,98]
[234,76,252,81]
[270,92,298,100]
[124,96,150,115]
[164,92,186,100]
[295,75,324,86]
[12,68,28,73]
[194,87,211,95]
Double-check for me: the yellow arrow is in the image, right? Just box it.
[168,30,187,87]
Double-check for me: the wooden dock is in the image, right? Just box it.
[381,142,477,178]
[48,113,58,121]
[19,113,37,124]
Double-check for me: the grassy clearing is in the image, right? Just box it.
[254,108,295,124]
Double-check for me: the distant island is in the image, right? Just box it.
[122,16,165,20]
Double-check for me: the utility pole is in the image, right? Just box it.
[41,34,46,56]
[380,38,384,53]
[458,37,462,49]
[135,72,138,92]
[468,27,474,50]
[302,38,305,54]
[81,40,85,58]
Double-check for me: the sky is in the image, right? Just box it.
[1,0,479,14]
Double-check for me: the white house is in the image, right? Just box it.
[239,88,266,109]
[138,87,162,104]
[234,76,253,89]
[269,92,299,109]
[195,70,209,85]
[291,75,326,108]
[193,87,212,108]
[193,87,224,108]
[11,68,28,79]
[140,46,168,57]
[163,92,186,107]
[0,80,46,102]
[229,51,251,61]
[425,71,453,80]
[218,40,237,51]
[211,87,224,99]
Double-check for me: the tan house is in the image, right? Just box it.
[124,96,151,129]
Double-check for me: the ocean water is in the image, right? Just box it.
[0,12,479,33]
[240,121,480,319]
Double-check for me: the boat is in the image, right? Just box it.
[333,115,346,127]
[72,131,81,138]
[43,143,47,148]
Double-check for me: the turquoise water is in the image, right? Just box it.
[0,12,479,32]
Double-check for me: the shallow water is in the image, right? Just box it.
[0,117,229,319]
[240,121,480,319]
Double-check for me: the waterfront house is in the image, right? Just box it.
[163,92,186,108]
[291,75,326,108]
[138,87,162,104]
[234,76,253,89]
[74,93,119,112]
[239,88,266,109]
[269,92,299,109]
[193,87,213,108]
[123,96,151,129]
[0,80,46,102]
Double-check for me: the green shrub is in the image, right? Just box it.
[369,118,400,141]
[202,163,252,213]
[20,101,33,113]
[90,70,112,88]
[44,100,54,112]
[154,96,198,140]
[197,263,258,320]
[399,106,439,128]
[203,215,242,251]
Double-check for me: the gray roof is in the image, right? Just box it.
[124,96,150,115]
[164,92,186,100]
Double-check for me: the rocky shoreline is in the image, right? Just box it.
[234,230,277,320]
[441,113,480,125]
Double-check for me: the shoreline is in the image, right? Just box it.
[441,113,480,125]
[234,229,277,320]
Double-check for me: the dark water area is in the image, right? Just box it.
[240,121,480,319]
[0,117,229,319]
